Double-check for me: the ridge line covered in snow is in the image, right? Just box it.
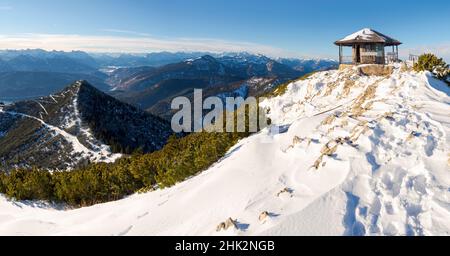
[0,83,122,167]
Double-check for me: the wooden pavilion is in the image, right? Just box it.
[335,28,402,65]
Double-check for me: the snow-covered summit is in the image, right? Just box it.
[1,65,449,235]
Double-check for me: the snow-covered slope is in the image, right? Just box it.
[1,65,449,236]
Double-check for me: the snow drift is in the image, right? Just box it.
[1,65,449,236]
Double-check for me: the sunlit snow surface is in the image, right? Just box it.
[1,66,449,236]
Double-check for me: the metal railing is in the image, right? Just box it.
[386,52,399,63]
[409,54,419,64]
[339,53,402,65]
[339,56,353,64]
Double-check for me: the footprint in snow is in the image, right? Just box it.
[117,225,133,236]
[137,212,149,219]
[158,200,169,206]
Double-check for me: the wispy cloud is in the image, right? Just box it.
[0,33,297,58]
[101,29,153,37]
[0,5,12,11]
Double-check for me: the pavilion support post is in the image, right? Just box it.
[393,46,395,62]
[396,45,399,61]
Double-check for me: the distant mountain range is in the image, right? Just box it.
[0,49,99,74]
[0,49,338,71]
[0,81,172,171]
[0,49,106,100]
[0,71,110,101]
[0,49,338,118]
[277,58,340,73]
[109,54,310,119]
[93,51,213,68]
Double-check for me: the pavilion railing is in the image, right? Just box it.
[339,53,401,64]
[386,52,399,63]
[339,56,353,64]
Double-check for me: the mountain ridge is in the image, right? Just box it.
[0,50,337,103]
[110,54,309,118]
[0,80,172,171]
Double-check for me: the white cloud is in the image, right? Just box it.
[0,33,298,58]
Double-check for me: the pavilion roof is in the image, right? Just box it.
[335,28,402,46]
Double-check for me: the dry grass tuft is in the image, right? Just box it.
[349,120,369,142]
[312,155,324,170]
[320,140,338,156]
[340,118,349,127]
[323,81,340,96]
[293,136,304,145]
[351,84,378,116]
[340,79,356,98]
[321,114,336,126]
[306,138,312,147]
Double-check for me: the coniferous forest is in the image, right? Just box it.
[0,107,261,207]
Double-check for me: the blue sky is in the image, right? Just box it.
[0,0,449,60]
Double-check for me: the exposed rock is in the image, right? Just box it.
[276,187,293,197]
[216,222,226,232]
[292,136,303,145]
[216,217,238,232]
[259,211,270,221]
[338,64,354,71]
[358,64,393,76]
